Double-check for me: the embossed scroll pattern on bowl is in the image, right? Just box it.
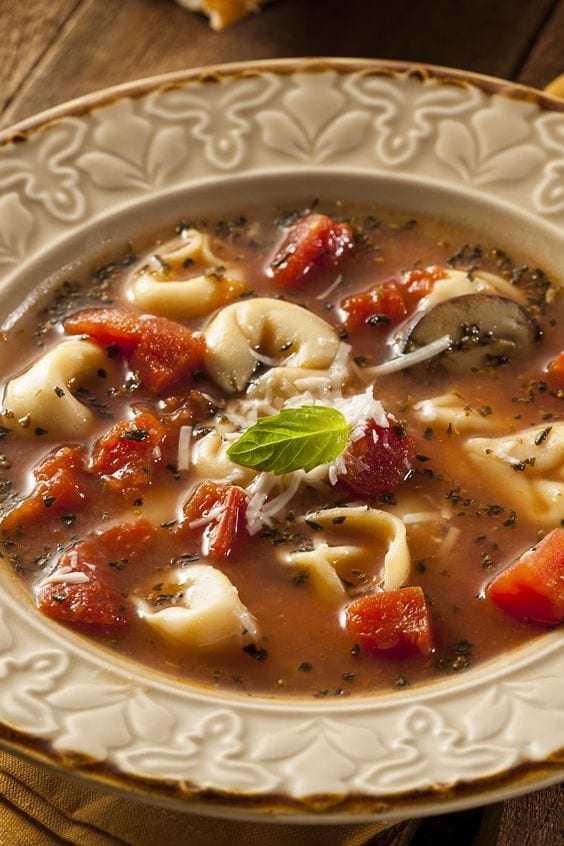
[0,60,562,819]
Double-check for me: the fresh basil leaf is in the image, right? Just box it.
[226,406,349,475]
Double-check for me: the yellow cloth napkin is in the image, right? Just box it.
[545,74,564,99]
[0,749,397,846]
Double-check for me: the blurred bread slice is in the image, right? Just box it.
[176,0,264,29]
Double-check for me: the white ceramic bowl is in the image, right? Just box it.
[0,59,562,821]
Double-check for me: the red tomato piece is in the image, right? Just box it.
[207,485,248,559]
[183,481,248,559]
[183,480,222,523]
[338,420,414,497]
[346,587,434,658]
[268,213,354,288]
[90,411,167,491]
[65,307,206,393]
[1,446,89,533]
[340,283,408,330]
[158,389,217,431]
[546,351,564,390]
[130,316,206,394]
[96,519,156,562]
[37,519,154,627]
[400,265,445,305]
[64,307,141,356]
[486,528,564,626]
[37,542,129,628]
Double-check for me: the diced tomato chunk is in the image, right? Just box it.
[1,446,89,533]
[65,307,206,393]
[130,316,206,394]
[268,213,354,288]
[37,519,153,627]
[546,351,564,390]
[338,419,414,497]
[37,546,123,627]
[183,481,248,559]
[209,485,248,559]
[183,480,222,523]
[346,587,434,658]
[64,307,141,356]
[158,389,217,431]
[486,528,564,626]
[90,411,167,491]
[340,267,445,331]
[340,283,408,331]
[399,265,445,305]
[95,519,156,563]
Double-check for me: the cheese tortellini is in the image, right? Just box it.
[413,392,500,434]
[204,298,341,393]
[284,543,365,600]
[464,423,564,526]
[284,506,411,596]
[190,430,255,484]
[420,268,527,309]
[127,228,245,319]
[136,564,258,648]
[2,339,115,438]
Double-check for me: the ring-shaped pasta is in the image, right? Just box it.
[464,423,564,526]
[2,339,116,438]
[136,564,259,648]
[204,298,341,393]
[190,430,256,484]
[284,544,365,600]
[296,506,411,591]
[412,392,501,434]
[420,268,527,310]
[127,229,246,319]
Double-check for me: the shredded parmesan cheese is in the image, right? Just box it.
[39,569,90,586]
[366,335,452,376]
[262,471,304,517]
[245,472,278,535]
[177,425,192,471]
[239,607,261,641]
[402,512,441,524]
[249,348,282,367]
[316,274,343,300]
[189,502,228,529]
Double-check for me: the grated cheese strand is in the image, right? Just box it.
[262,471,304,517]
[315,273,343,300]
[39,570,91,586]
[177,425,192,472]
[366,335,452,376]
[402,512,442,524]
[188,503,228,530]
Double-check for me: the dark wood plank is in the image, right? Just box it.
[516,0,564,89]
[0,0,83,118]
[410,807,483,845]
[487,785,564,846]
[1,0,557,128]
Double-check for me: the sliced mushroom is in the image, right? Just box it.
[400,294,540,370]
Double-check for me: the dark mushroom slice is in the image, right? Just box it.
[401,294,541,370]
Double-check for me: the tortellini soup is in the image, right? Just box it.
[0,204,562,697]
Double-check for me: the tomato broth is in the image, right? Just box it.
[0,202,562,698]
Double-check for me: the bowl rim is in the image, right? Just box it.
[2,56,563,145]
[0,56,562,821]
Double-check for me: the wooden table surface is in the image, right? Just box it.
[0,1,563,844]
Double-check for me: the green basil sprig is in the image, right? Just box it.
[226,406,349,475]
